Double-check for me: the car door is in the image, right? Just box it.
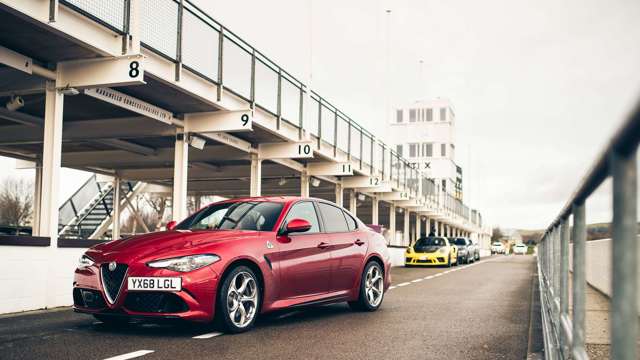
[274,201,331,299]
[316,203,367,293]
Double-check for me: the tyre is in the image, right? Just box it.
[216,265,260,333]
[446,255,452,268]
[349,261,385,312]
[93,314,129,326]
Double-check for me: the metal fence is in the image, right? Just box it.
[58,0,478,224]
[537,104,639,359]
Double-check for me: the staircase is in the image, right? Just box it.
[58,176,140,240]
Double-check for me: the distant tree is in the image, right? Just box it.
[143,194,169,231]
[0,177,34,232]
[491,227,503,243]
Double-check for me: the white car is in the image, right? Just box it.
[513,244,528,255]
[491,242,505,254]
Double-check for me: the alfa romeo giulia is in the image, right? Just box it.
[72,197,391,333]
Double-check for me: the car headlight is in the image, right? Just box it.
[147,254,221,272]
[406,247,414,254]
[77,254,94,269]
[438,247,448,254]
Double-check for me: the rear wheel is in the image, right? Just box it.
[349,261,384,311]
[216,265,260,333]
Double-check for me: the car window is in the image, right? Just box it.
[415,237,447,247]
[284,202,320,234]
[343,211,357,231]
[453,238,466,246]
[318,203,349,233]
[228,202,283,231]
[177,201,283,231]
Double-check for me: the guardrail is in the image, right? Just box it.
[537,103,639,359]
[56,0,482,227]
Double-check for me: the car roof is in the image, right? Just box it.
[205,196,323,206]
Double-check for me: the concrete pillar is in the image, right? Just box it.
[41,82,63,309]
[38,81,63,243]
[416,215,422,239]
[112,178,121,240]
[194,195,201,211]
[371,197,379,225]
[250,153,262,197]
[335,183,343,207]
[425,217,431,236]
[300,171,310,198]
[349,190,357,215]
[33,162,42,235]
[403,209,410,245]
[389,204,396,245]
[172,134,189,221]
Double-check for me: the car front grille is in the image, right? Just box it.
[100,263,128,303]
[73,288,107,309]
[124,292,188,313]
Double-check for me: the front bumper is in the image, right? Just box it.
[405,252,449,266]
[72,262,219,323]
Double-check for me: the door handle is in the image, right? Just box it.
[317,242,329,249]
[355,239,365,246]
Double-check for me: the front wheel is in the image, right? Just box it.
[216,265,260,333]
[349,261,384,311]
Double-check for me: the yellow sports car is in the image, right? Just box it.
[405,236,458,267]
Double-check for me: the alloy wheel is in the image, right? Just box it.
[226,271,258,328]
[364,264,384,307]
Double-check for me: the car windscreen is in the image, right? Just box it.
[492,242,502,246]
[453,238,467,246]
[415,237,447,247]
[176,201,283,231]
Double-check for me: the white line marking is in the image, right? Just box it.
[193,332,223,339]
[434,273,443,277]
[103,350,154,360]
[424,275,434,280]
[396,282,410,287]
[388,286,396,290]
[411,279,423,283]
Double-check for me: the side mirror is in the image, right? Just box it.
[284,218,312,235]
[166,220,177,231]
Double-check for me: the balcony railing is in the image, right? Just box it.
[57,0,480,225]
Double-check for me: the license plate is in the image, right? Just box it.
[419,256,427,260]
[128,277,181,291]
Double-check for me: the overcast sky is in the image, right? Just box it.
[191,0,640,229]
[2,0,639,229]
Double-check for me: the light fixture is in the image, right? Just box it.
[310,177,320,187]
[59,86,80,96]
[398,208,404,214]
[5,96,24,111]
[357,193,366,201]
[278,177,287,186]
[188,134,206,150]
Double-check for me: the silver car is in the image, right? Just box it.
[450,237,479,264]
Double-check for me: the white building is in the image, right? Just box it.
[389,98,463,200]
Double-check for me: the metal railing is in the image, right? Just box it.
[58,174,101,229]
[57,0,480,225]
[537,103,639,359]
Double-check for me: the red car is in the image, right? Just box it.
[73,196,391,333]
